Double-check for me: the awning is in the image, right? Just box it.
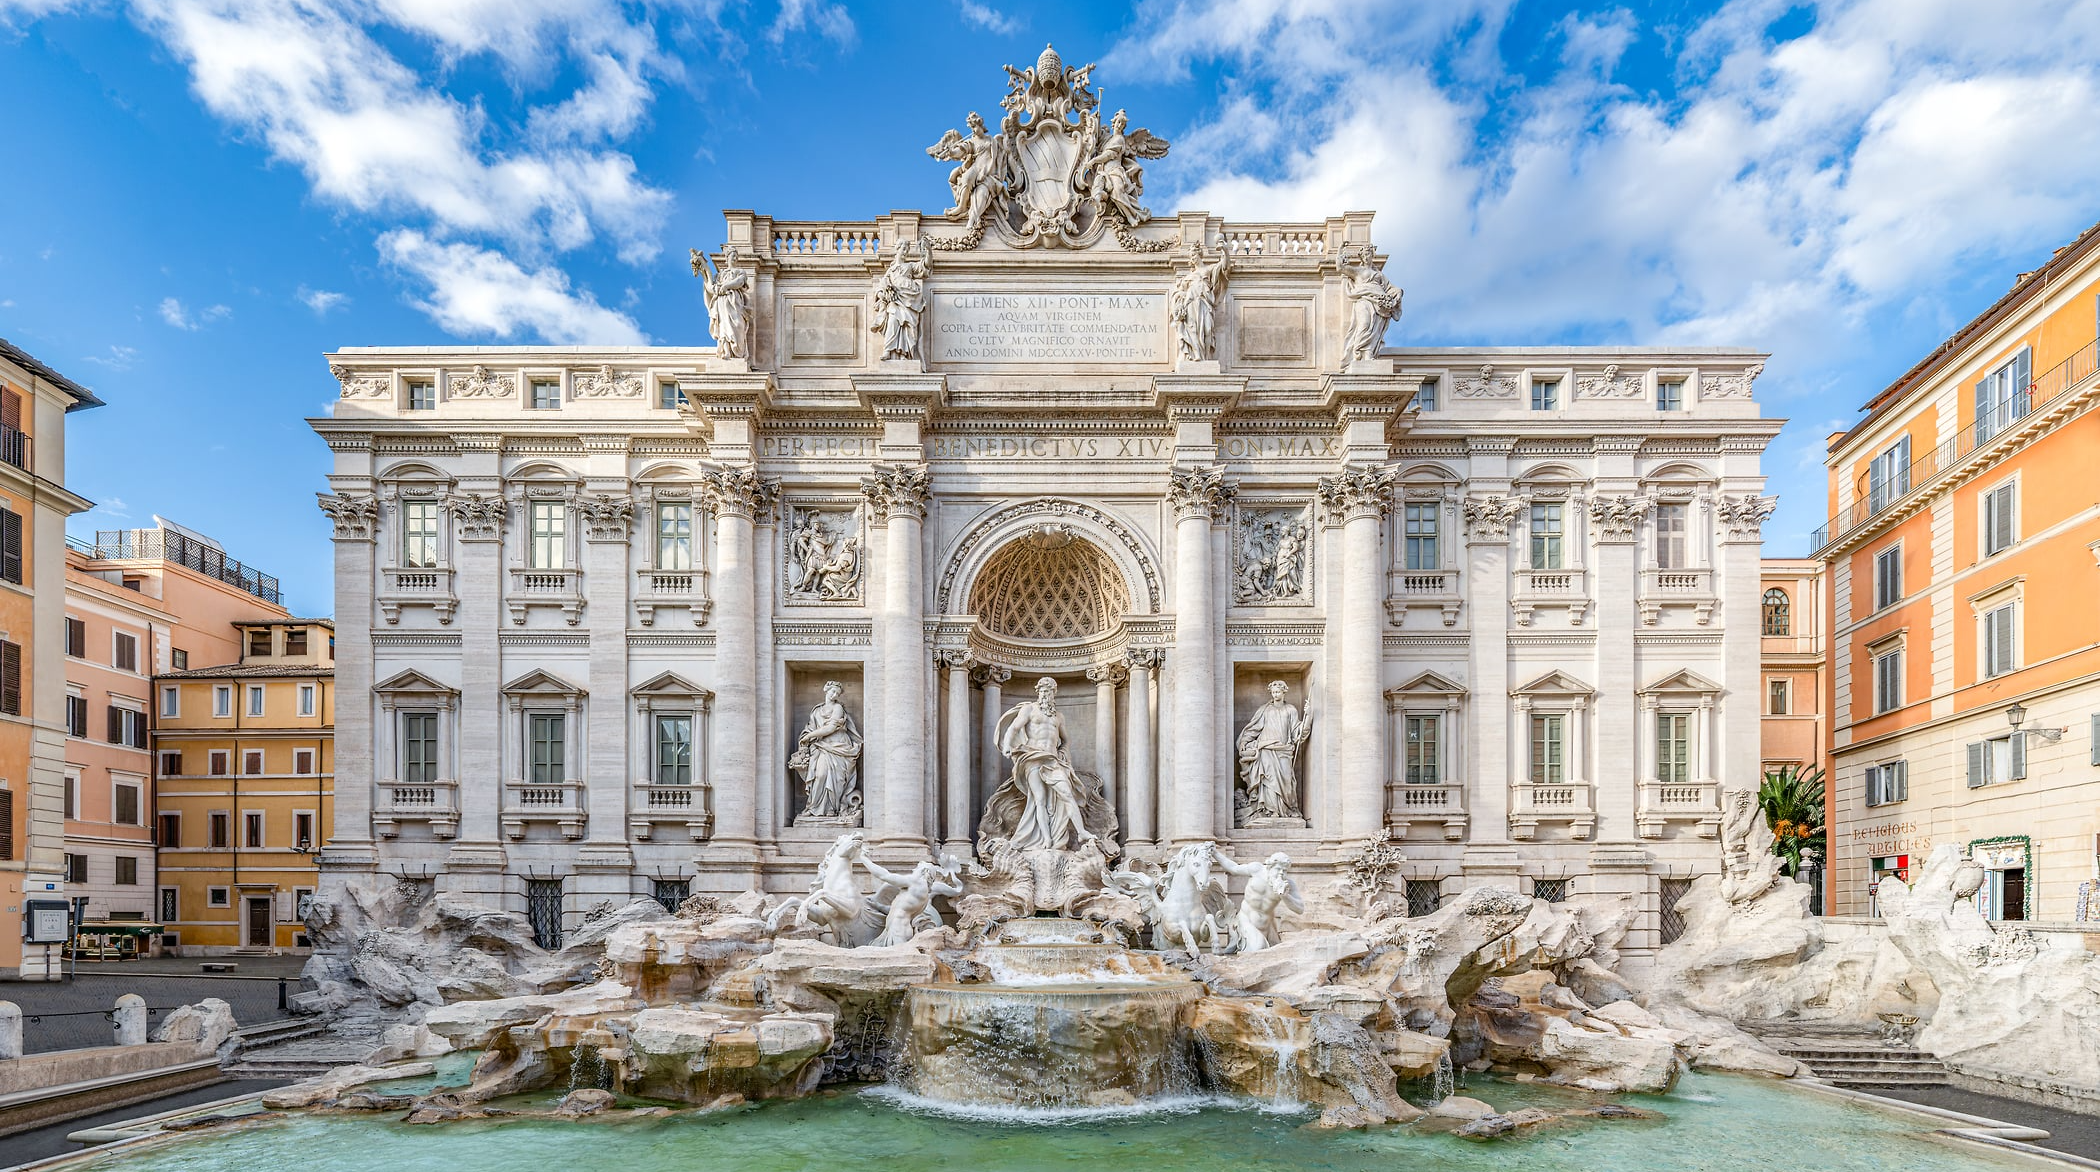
[76,922,163,937]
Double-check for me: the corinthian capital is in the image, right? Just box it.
[1715,493,1777,541]
[447,492,508,541]
[1586,493,1654,542]
[1460,493,1526,541]
[703,465,776,519]
[861,462,933,522]
[318,492,379,541]
[580,493,636,541]
[1317,464,1397,522]
[1166,464,1236,521]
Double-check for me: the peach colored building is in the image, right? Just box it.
[1818,220,2100,921]
[0,339,102,980]
[1760,557,1829,908]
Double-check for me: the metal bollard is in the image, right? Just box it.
[0,1001,20,1060]
[278,977,288,1012]
[113,993,147,1047]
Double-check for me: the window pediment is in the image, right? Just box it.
[1389,670,1466,698]
[1512,669,1593,697]
[1639,668,1721,696]
[633,670,712,701]
[373,669,458,699]
[502,668,585,698]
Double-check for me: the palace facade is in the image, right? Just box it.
[311,52,1780,968]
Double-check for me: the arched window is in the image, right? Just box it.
[1761,588,1791,636]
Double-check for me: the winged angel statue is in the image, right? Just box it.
[926,44,1170,248]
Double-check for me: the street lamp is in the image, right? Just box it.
[2005,702,2065,742]
[2005,702,2025,729]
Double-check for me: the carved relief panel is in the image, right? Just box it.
[1233,500,1315,606]
[781,500,867,605]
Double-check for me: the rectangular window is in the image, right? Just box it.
[298,684,316,717]
[529,712,566,784]
[402,711,439,784]
[0,506,20,585]
[115,856,138,885]
[114,782,140,825]
[1405,879,1442,917]
[1967,735,2026,787]
[111,631,136,673]
[1983,603,2016,679]
[1530,378,1559,411]
[1656,380,1683,411]
[158,812,180,848]
[65,617,85,658]
[529,502,566,570]
[656,503,693,571]
[402,501,441,568]
[1403,503,1439,571]
[526,878,564,949]
[1529,713,1565,784]
[1867,436,1912,512]
[1403,714,1440,784]
[285,629,308,656]
[208,886,229,908]
[1768,679,1790,716]
[172,648,187,670]
[655,714,693,786]
[107,706,146,748]
[66,694,87,738]
[160,686,180,718]
[243,750,265,775]
[209,750,230,776]
[1864,760,1909,807]
[66,853,88,883]
[293,748,315,775]
[247,685,265,716]
[406,381,437,410]
[659,381,687,411]
[294,811,315,851]
[653,879,690,912]
[1653,503,1687,569]
[1873,646,1904,713]
[1529,505,1563,570]
[1974,349,2032,442]
[1656,711,1690,783]
[160,888,178,922]
[530,380,562,410]
[62,774,75,818]
[159,751,182,776]
[213,686,232,718]
[1873,544,1902,611]
[1532,878,1569,903]
[249,629,271,658]
[1413,378,1437,411]
[1982,482,2016,557]
[244,812,264,848]
[209,812,231,849]
[0,640,20,716]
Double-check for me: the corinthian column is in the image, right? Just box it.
[1086,663,1124,812]
[941,651,975,855]
[864,463,932,850]
[702,466,769,868]
[1124,648,1159,846]
[978,664,1010,799]
[1320,464,1397,841]
[1166,464,1234,843]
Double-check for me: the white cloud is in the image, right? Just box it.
[767,0,853,46]
[298,286,348,314]
[379,229,647,345]
[957,1,1020,35]
[84,345,138,370]
[158,297,230,330]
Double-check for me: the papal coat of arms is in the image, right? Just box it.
[926,45,1171,250]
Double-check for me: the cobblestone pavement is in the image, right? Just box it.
[0,974,295,1053]
[0,1079,287,1170]
[1877,1086,2100,1161]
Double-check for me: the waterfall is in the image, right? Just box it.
[568,1041,609,1091]
[1430,1050,1455,1104]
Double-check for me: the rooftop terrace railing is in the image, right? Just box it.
[86,528,282,605]
[1811,336,2099,554]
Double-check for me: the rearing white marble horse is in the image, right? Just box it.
[1155,842,1232,955]
[766,832,870,946]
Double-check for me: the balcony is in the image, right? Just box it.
[0,426,28,474]
[87,527,282,604]
[1812,335,2100,555]
[373,779,459,839]
[501,779,586,839]
[1509,779,1595,840]
[380,565,458,625]
[506,567,584,626]
[630,781,715,840]
[1511,567,1589,627]
[635,566,712,628]
[1387,781,1467,840]
[1635,779,1722,839]
[1385,567,1462,627]
[1637,567,1717,626]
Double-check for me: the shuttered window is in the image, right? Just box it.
[1864,761,1908,806]
[1873,646,1903,713]
[0,507,21,586]
[1873,545,1903,611]
[1974,349,2032,443]
[0,641,21,716]
[1982,604,2016,679]
[65,618,85,658]
[1867,436,1911,512]
[1982,483,2016,556]
[1968,735,2026,787]
[0,788,12,858]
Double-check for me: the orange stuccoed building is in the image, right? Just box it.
[1818,222,2100,922]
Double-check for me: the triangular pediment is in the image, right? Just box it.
[501,668,585,697]
[1640,668,1723,695]
[1512,669,1594,696]
[372,668,457,697]
[633,670,711,699]
[1388,670,1466,697]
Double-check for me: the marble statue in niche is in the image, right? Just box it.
[791,681,863,824]
[870,239,930,360]
[1236,681,1311,825]
[785,507,864,602]
[1234,505,1312,604]
[1339,246,1404,363]
[691,243,753,359]
[1170,251,1229,363]
[980,677,1118,854]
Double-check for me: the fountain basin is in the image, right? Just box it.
[988,917,1115,945]
[902,980,1203,1108]
[975,942,1177,983]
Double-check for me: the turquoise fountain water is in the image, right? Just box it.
[69,1072,2050,1172]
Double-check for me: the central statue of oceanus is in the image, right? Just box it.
[977,677,1120,856]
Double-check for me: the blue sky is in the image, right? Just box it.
[4,0,2099,616]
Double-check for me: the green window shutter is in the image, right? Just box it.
[2091,714,2100,767]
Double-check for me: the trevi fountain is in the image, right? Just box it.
[58,46,2100,1172]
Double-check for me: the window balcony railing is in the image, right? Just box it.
[506,567,584,625]
[373,778,459,839]
[1637,567,1717,626]
[0,426,29,473]
[1386,781,1467,840]
[380,565,457,625]
[629,780,715,841]
[1509,779,1595,841]
[1813,336,2100,553]
[1510,567,1589,627]
[501,779,586,839]
[634,565,713,627]
[1635,779,1722,840]
[1384,567,1463,627]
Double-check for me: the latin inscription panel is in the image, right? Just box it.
[931,293,1167,364]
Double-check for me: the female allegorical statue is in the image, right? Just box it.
[791,681,863,821]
